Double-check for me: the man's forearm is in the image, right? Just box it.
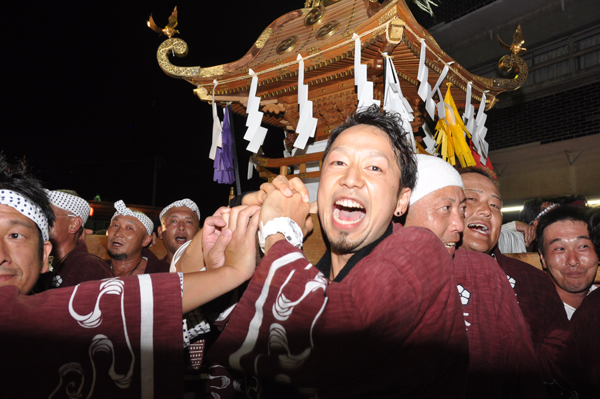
[264,233,285,256]
[175,229,204,273]
[181,266,249,313]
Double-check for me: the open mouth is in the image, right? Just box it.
[467,223,489,234]
[111,241,123,248]
[333,199,366,226]
[444,242,456,249]
[175,236,188,244]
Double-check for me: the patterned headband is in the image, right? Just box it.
[531,203,560,225]
[160,198,200,221]
[45,190,90,225]
[112,200,154,235]
[0,189,49,241]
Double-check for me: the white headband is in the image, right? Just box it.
[160,198,200,221]
[112,200,154,235]
[0,189,49,241]
[45,190,90,225]
[410,154,465,205]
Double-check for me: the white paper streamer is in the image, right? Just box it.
[354,34,380,109]
[474,91,489,164]
[417,39,436,119]
[247,147,264,180]
[421,122,436,155]
[209,80,223,160]
[294,55,318,150]
[383,56,416,152]
[243,69,268,153]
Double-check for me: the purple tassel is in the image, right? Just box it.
[213,107,235,184]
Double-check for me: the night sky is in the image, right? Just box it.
[3,1,299,219]
[4,1,428,221]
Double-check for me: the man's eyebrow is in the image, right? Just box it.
[330,146,392,161]
[463,188,502,202]
[439,196,457,203]
[464,188,482,194]
[114,217,137,226]
[548,235,591,246]
[168,214,194,219]
[5,219,36,231]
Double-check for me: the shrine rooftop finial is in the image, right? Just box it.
[147,6,179,39]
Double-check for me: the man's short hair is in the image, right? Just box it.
[586,207,600,258]
[322,105,417,190]
[0,153,55,259]
[519,198,546,225]
[536,206,590,257]
[456,166,498,186]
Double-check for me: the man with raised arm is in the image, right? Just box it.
[206,106,469,398]
[0,153,260,398]
[405,155,546,398]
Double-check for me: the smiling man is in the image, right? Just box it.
[537,206,598,320]
[404,154,466,256]
[405,155,545,398]
[458,167,571,397]
[158,199,200,263]
[0,162,54,294]
[106,200,169,276]
[207,106,469,398]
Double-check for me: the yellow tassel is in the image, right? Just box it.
[433,84,476,167]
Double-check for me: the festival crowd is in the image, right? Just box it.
[1,105,599,398]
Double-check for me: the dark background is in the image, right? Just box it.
[2,0,432,220]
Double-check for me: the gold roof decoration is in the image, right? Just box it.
[152,0,529,180]
[147,6,180,39]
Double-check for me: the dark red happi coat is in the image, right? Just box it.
[0,273,183,398]
[207,225,469,398]
[493,248,570,390]
[559,288,600,398]
[39,239,113,289]
[453,248,547,398]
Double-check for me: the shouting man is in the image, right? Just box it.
[405,155,545,398]
[206,106,469,398]
[106,200,169,276]
[158,198,200,263]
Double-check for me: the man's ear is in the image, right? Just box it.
[41,240,53,274]
[539,250,547,271]
[68,217,83,235]
[142,234,153,248]
[395,187,411,217]
[157,226,164,240]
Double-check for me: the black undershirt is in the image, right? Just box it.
[315,223,394,282]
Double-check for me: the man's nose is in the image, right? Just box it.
[0,239,7,265]
[339,164,364,189]
[476,202,492,217]
[451,210,465,233]
[566,250,581,267]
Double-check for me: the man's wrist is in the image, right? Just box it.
[264,233,285,254]
[258,217,303,252]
